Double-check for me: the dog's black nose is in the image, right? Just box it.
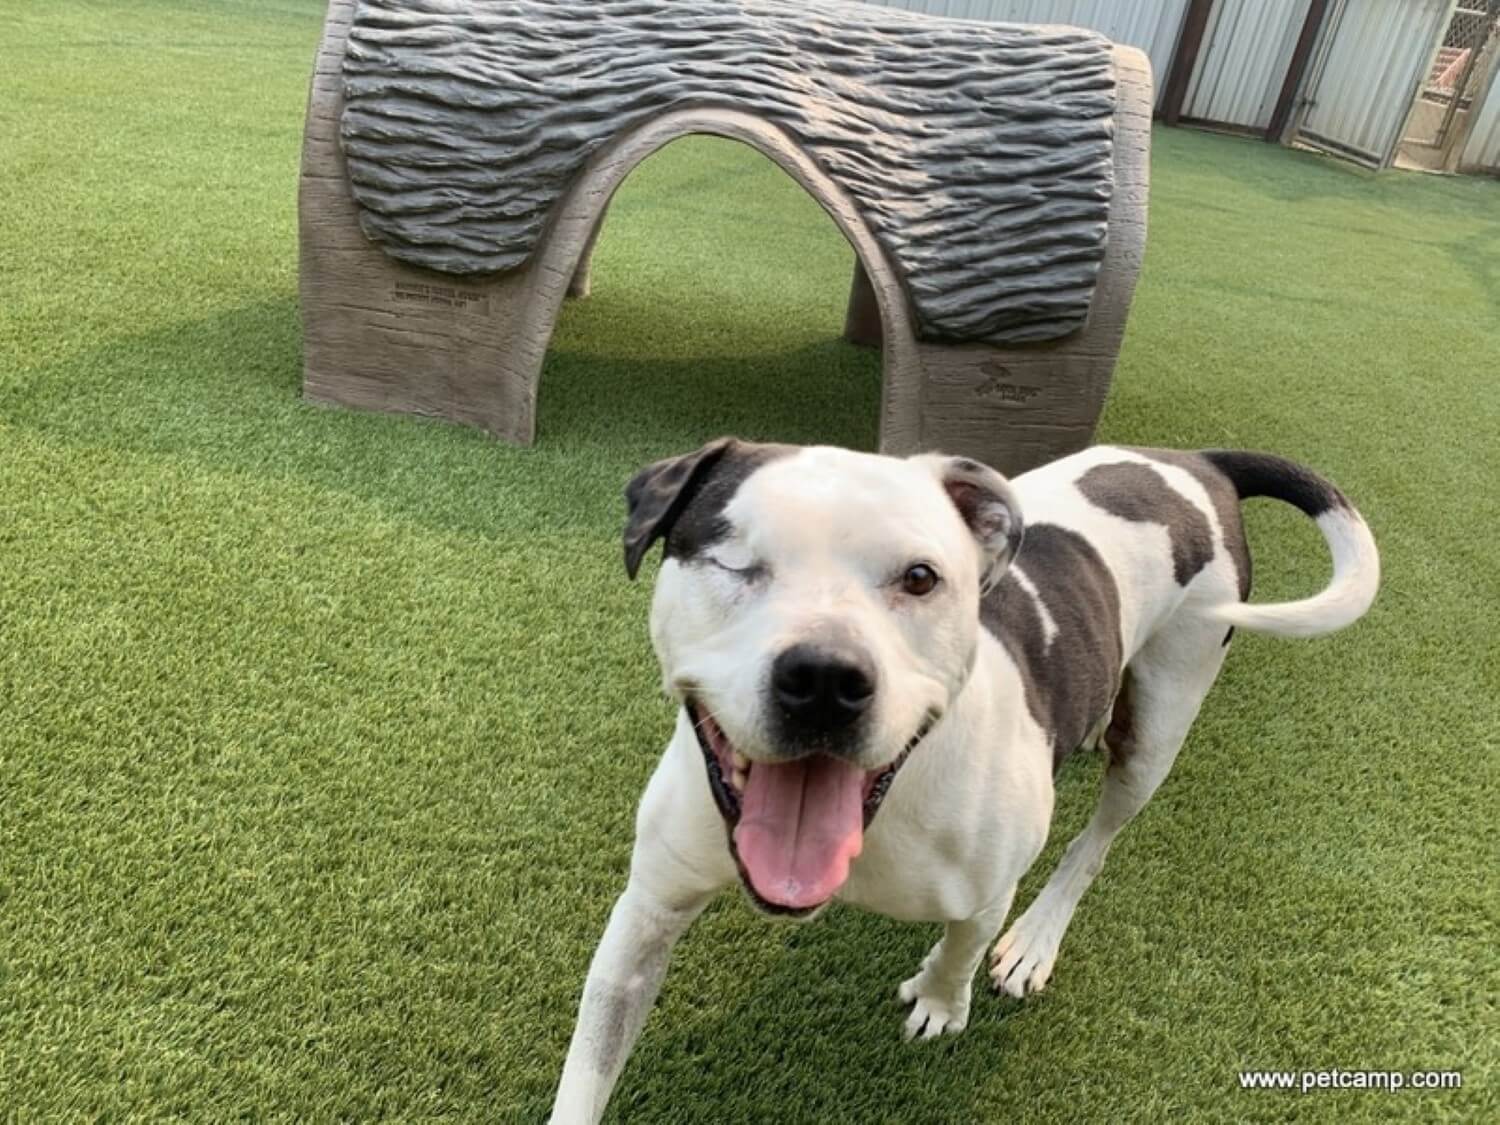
[771,643,876,732]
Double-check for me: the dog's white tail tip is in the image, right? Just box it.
[1208,510,1379,638]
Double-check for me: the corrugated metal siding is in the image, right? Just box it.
[857,1,1189,105]
[1297,0,1457,165]
[1461,70,1500,170]
[1183,0,1311,129]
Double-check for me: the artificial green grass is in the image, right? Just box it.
[1,1,1496,1120]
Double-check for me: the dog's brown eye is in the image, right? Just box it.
[901,563,939,596]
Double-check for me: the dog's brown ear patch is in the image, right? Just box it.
[623,438,798,580]
[622,438,738,580]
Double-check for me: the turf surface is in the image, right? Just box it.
[2,1,1496,1120]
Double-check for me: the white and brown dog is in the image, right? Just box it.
[550,439,1379,1122]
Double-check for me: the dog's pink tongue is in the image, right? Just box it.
[733,755,865,909]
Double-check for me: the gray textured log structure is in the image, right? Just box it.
[299,0,1152,475]
[341,0,1114,345]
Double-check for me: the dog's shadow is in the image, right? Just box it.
[546,903,1046,1124]
[516,755,1112,1122]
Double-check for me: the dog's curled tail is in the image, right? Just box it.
[1203,450,1380,638]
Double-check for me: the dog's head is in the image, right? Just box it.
[624,438,1022,916]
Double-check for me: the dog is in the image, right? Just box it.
[549,439,1379,1122]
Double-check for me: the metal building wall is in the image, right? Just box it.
[1294,0,1457,166]
[1182,0,1312,129]
[1461,70,1500,171]
[858,1,1190,105]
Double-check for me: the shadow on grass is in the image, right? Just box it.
[1445,220,1500,310]
[0,293,881,539]
[513,904,1039,1123]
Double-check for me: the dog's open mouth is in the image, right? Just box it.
[686,700,930,915]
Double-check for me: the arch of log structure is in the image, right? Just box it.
[299,0,1152,476]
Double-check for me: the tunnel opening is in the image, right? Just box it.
[535,134,889,456]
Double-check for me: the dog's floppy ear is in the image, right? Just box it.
[916,454,1024,591]
[623,437,738,580]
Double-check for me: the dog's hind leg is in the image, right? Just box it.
[898,894,1016,1040]
[990,617,1230,998]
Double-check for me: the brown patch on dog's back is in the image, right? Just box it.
[1077,461,1216,587]
[1133,448,1252,600]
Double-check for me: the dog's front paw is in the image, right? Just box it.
[989,906,1065,998]
[896,970,972,1041]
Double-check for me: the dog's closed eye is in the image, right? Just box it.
[707,552,767,581]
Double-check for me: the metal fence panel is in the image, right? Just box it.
[857,1,1189,105]
[1182,0,1311,129]
[1296,0,1458,166]
[1461,71,1500,169]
